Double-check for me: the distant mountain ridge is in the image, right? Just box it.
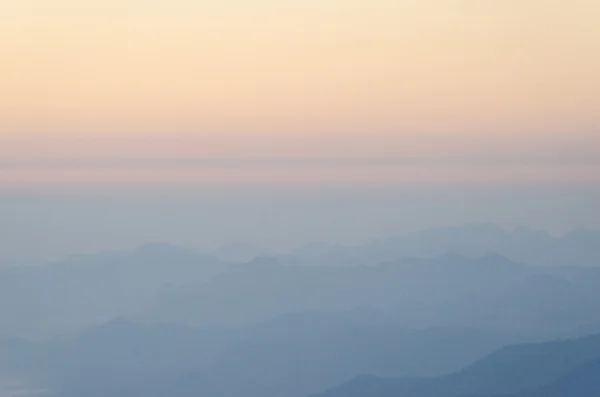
[280,223,600,268]
[144,253,600,338]
[0,227,598,397]
[0,243,227,337]
[3,223,598,337]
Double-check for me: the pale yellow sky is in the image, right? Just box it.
[1,0,599,186]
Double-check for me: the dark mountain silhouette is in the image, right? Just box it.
[463,357,600,396]
[314,333,600,397]
[509,357,600,397]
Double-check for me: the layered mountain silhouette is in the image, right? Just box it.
[3,223,600,338]
[0,313,525,397]
[505,358,600,397]
[144,254,600,338]
[280,224,600,268]
[0,243,226,337]
[0,318,244,397]
[148,313,523,397]
[34,322,600,397]
[12,313,522,397]
[1,224,599,397]
[315,332,600,397]
[212,242,266,263]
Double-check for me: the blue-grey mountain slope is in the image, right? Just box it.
[314,333,600,397]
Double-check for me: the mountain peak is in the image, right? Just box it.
[245,256,281,268]
[136,242,192,254]
[479,253,520,268]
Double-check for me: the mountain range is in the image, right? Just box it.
[143,253,600,338]
[0,243,226,337]
[281,223,600,268]
[1,223,600,397]
[315,332,600,397]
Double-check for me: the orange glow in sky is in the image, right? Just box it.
[1,0,599,186]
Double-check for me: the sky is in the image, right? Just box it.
[1,0,599,262]
[1,0,599,187]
